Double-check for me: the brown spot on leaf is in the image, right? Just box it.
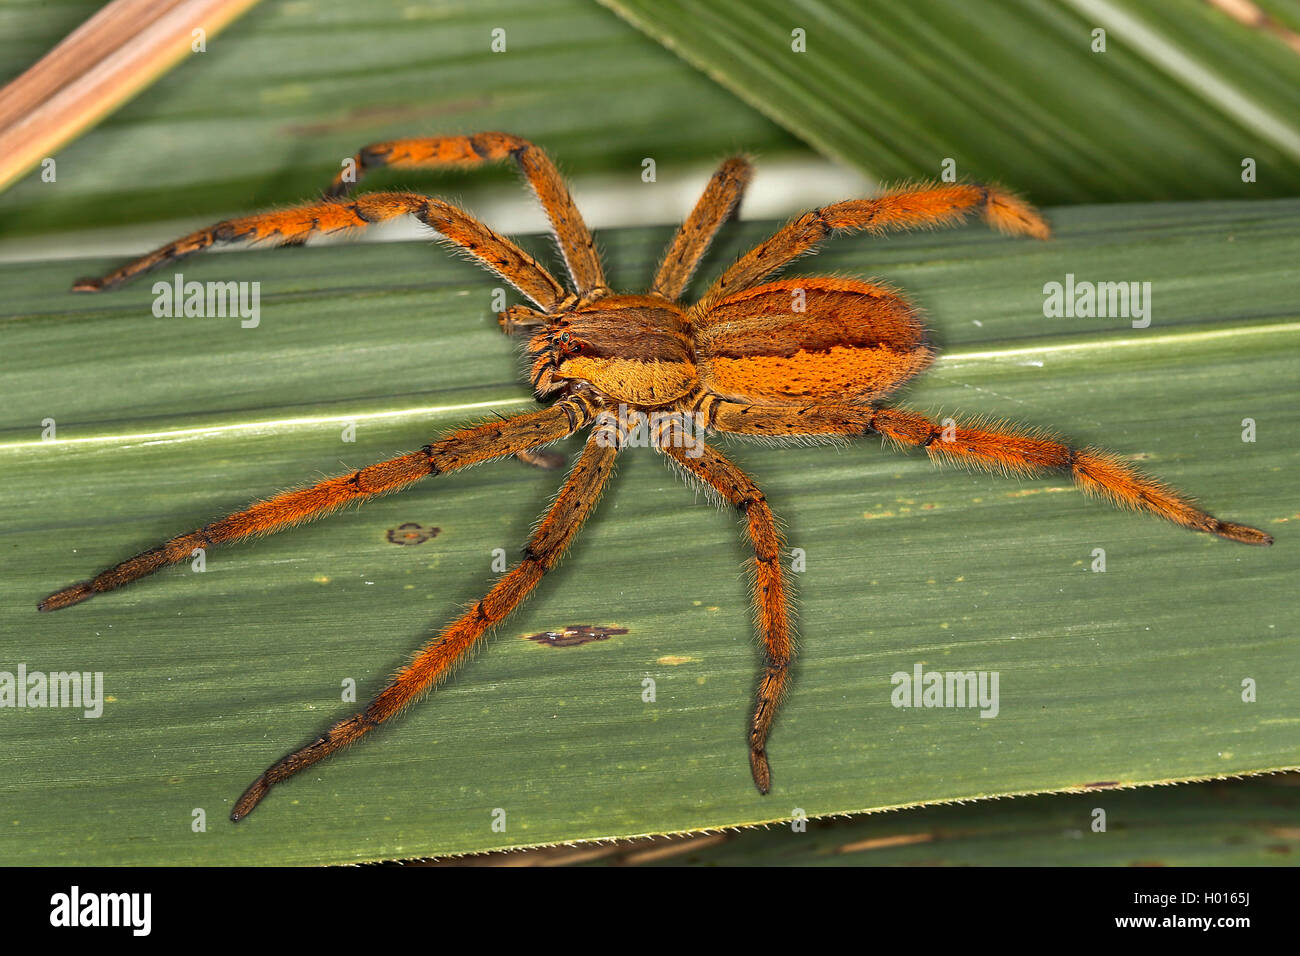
[387,522,440,546]
[526,625,627,648]
[1083,781,1119,789]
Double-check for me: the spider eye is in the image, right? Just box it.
[560,332,570,342]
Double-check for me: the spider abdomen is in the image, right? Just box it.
[693,277,932,404]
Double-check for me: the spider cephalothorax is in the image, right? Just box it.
[41,132,1271,822]
[528,296,696,405]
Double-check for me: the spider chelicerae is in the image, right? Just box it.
[39,132,1272,821]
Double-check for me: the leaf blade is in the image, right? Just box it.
[2,200,1296,863]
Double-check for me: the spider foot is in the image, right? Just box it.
[37,582,94,612]
[230,776,270,822]
[1215,521,1273,546]
[749,748,772,795]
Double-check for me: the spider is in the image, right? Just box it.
[39,132,1272,822]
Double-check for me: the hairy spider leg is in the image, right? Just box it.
[71,192,567,310]
[651,156,753,301]
[327,131,606,297]
[488,152,752,323]
[231,417,621,819]
[657,423,792,794]
[38,397,596,613]
[705,400,1272,546]
[694,182,1051,318]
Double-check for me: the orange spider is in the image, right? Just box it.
[39,133,1272,821]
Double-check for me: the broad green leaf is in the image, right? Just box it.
[583,776,1300,866]
[0,0,802,236]
[599,0,1300,203]
[1,199,1295,864]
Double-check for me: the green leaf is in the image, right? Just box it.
[2,198,1294,864]
[588,776,1300,866]
[598,0,1300,203]
[0,0,801,236]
